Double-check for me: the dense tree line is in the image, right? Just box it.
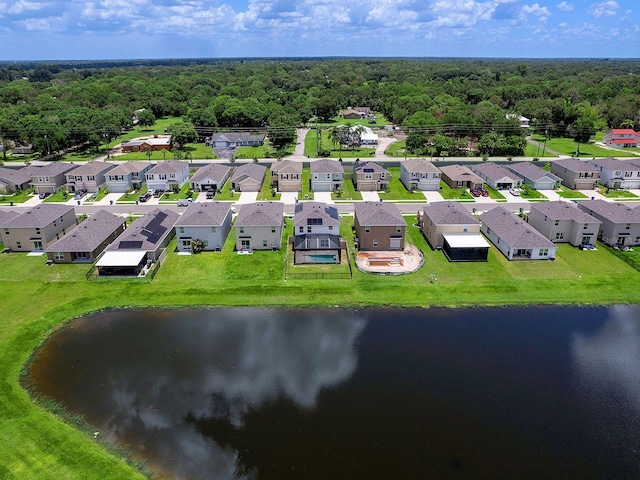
[0,58,639,156]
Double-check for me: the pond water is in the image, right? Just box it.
[28,306,640,480]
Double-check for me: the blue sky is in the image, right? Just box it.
[1,0,638,60]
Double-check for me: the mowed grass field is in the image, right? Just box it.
[2,213,640,479]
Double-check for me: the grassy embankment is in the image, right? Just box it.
[3,213,640,479]
[531,135,638,158]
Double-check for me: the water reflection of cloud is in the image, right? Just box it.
[100,308,367,480]
[572,304,640,411]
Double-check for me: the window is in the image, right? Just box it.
[239,227,244,234]
[364,173,372,180]
[179,227,184,233]
[539,248,549,256]
[625,171,633,178]
[181,240,191,248]
[87,175,95,181]
[583,224,588,229]
[365,226,370,232]
[554,220,559,226]
[555,232,564,239]
[35,228,40,234]
[320,239,329,248]
[211,227,216,233]
[271,227,276,233]
[487,227,491,235]
[626,223,631,230]
[263,240,268,247]
[396,227,402,233]
[373,239,378,247]
[380,173,386,179]
[170,174,175,178]
[160,174,167,180]
[4,229,8,235]
[307,226,312,233]
[329,226,333,231]
[299,226,304,233]
[463,225,468,233]
[16,241,21,249]
[54,252,64,260]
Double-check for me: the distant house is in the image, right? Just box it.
[189,164,231,192]
[310,159,344,192]
[11,144,33,155]
[270,160,302,192]
[30,163,75,194]
[353,161,390,191]
[234,202,284,251]
[507,162,561,190]
[472,162,522,190]
[354,201,406,251]
[528,201,601,247]
[45,210,126,263]
[209,133,265,148]
[602,129,640,148]
[65,161,116,193]
[480,206,556,260]
[105,161,155,193]
[145,161,190,192]
[341,109,364,119]
[174,202,233,253]
[293,201,341,263]
[96,208,179,276]
[0,166,39,194]
[550,158,599,190]
[439,164,484,190]
[577,199,640,247]
[121,137,171,152]
[587,157,640,189]
[399,159,441,191]
[421,201,489,261]
[506,114,530,129]
[355,125,379,145]
[0,204,76,252]
[230,163,266,192]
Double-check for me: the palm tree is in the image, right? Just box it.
[620,119,636,130]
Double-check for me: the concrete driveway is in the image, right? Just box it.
[236,191,258,204]
[360,191,379,201]
[280,192,299,205]
[314,192,333,204]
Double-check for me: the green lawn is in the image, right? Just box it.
[300,168,314,200]
[44,190,72,202]
[378,167,423,201]
[484,185,507,201]
[537,136,637,158]
[595,185,639,199]
[117,185,148,204]
[0,188,36,204]
[384,140,407,157]
[82,188,109,204]
[114,143,216,161]
[3,214,640,480]
[525,142,557,158]
[519,185,547,200]
[214,179,236,201]
[332,178,362,201]
[159,182,192,202]
[556,185,588,199]
[313,114,391,128]
[438,180,474,200]
[304,128,378,159]
[257,168,281,201]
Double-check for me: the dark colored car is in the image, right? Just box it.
[139,192,152,202]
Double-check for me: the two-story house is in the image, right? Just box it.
[528,201,601,247]
[234,202,284,251]
[105,161,155,193]
[353,161,390,191]
[602,129,640,148]
[293,201,341,263]
[174,202,233,253]
[310,159,344,192]
[30,163,76,195]
[145,161,190,192]
[400,159,441,191]
[65,161,116,193]
[354,201,406,251]
[0,204,77,252]
[587,157,640,189]
[550,158,599,190]
[270,160,302,192]
[577,200,640,247]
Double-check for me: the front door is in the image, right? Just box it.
[582,236,591,245]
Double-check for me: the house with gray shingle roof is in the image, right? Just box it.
[0,166,40,194]
[174,202,233,253]
[30,163,76,194]
[353,161,390,191]
[189,164,231,192]
[234,201,284,251]
[65,161,116,193]
[577,199,640,247]
[145,161,189,191]
[270,160,302,192]
[507,162,561,190]
[480,206,556,260]
[293,202,341,262]
[354,201,406,251]
[310,159,344,192]
[0,204,76,252]
[550,158,599,190]
[439,164,484,190]
[209,133,265,148]
[400,159,441,191]
[528,201,601,247]
[472,162,522,190]
[230,163,266,192]
[45,210,126,263]
[105,161,155,193]
[587,157,640,189]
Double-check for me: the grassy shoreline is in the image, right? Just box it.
[3,223,640,478]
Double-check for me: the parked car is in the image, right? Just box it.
[38,192,50,200]
[139,192,152,202]
[153,189,164,198]
[177,198,193,207]
[206,190,215,199]
[481,188,489,197]
[470,189,481,197]
[73,189,87,200]
[509,188,521,196]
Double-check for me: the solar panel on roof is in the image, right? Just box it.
[146,233,161,244]
[119,240,143,249]
[364,168,374,172]
[145,212,168,230]
[140,229,154,238]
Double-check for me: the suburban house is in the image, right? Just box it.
[507,162,561,190]
[174,202,233,253]
[550,158,599,190]
[472,162,522,190]
[577,199,640,247]
[145,161,190,192]
[30,163,76,194]
[480,206,557,260]
[230,163,266,192]
[341,109,364,119]
[120,137,172,152]
[506,114,530,129]
[189,164,231,192]
[420,201,489,261]
[65,161,116,193]
[355,125,379,145]
[400,159,441,191]
[105,161,155,193]
[270,160,302,192]
[354,201,405,251]
[439,164,484,190]
[234,201,284,251]
[0,166,39,194]
[209,133,265,148]
[293,201,341,263]
[352,161,390,191]
[45,209,126,263]
[587,157,640,189]
[0,204,76,252]
[96,208,179,276]
[528,201,601,247]
[602,129,640,148]
[0,210,19,226]
[310,159,344,192]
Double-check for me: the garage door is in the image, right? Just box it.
[390,237,402,250]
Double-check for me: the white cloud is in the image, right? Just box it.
[588,0,618,18]
[7,0,49,15]
[522,3,551,22]
[558,21,567,27]
[556,1,573,11]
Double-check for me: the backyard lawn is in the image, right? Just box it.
[257,168,281,201]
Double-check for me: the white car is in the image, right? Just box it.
[509,188,521,196]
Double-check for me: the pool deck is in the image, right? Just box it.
[355,244,424,275]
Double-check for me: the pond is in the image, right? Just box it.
[28,306,640,479]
